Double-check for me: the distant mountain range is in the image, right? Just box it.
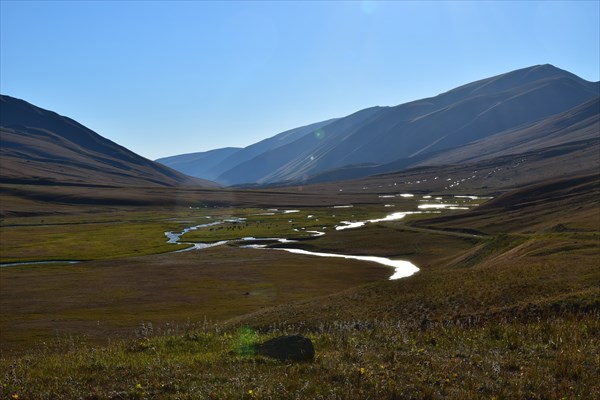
[157,64,599,186]
[155,118,337,181]
[1,64,597,190]
[0,95,217,187]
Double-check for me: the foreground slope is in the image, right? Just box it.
[0,95,216,187]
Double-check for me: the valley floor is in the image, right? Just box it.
[0,174,598,399]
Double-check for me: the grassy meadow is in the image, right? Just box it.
[1,179,599,399]
[2,315,597,399]
[1,200,459,352]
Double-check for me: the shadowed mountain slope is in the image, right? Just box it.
[155,147,241,182]
[164,64,599,186]
[209,118,338,178]
[217,106,387,185]
[414,96,600,166]
[156,118,338,182]
[302,96,599,184]
[257,65,598,185]
[0,95,216,187]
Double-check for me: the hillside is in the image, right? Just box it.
[0,95,217,187]
[413,96,600,166]
[302,96,599,185]
[155,147,241,182]
[251,65,598,185]
[217,107,386,185]
[159,64,599,186]
[156,118,338,182]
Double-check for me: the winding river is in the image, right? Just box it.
[2,195,482,275]
[164,211,421,280]
[0,260,80,268]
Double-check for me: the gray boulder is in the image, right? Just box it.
[255,335,315,362]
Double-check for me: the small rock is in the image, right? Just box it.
[255,335,314,362]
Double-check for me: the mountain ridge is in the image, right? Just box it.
[158,64,599,186]
[0,95,217,188]
[157,118,340,182]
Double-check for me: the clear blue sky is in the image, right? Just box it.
[1,1,599,160]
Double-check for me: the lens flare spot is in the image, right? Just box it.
[314,130,325,140]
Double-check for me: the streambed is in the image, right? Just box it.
[2,196,481,272]
[164,211,422,280]
[0,260,80,268]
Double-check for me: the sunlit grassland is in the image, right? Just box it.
[280,222,483,264]
[1,210,187,263]
[0,196,482,263]
[178,200,476,244]
[0,208,249,263]
[0,203,420,263]
[0,222,180,263]
[180,204,414,242]
[2,314,598,399]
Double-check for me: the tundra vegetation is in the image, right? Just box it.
[1,178,598,399]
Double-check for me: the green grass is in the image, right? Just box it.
[181,204,417,243]
[0,205,411,262]
[2,211,175,263]
[2,314,598,399]
[0,221,178,263]
[0,209,238,263]
[0,198,483,262]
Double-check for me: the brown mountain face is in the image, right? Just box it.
[303,96,599,185]
[155,118,337,181]
[161,64,598,186]
[247,65,598,185]
[413,97,600,166]
[0,95,217,187]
